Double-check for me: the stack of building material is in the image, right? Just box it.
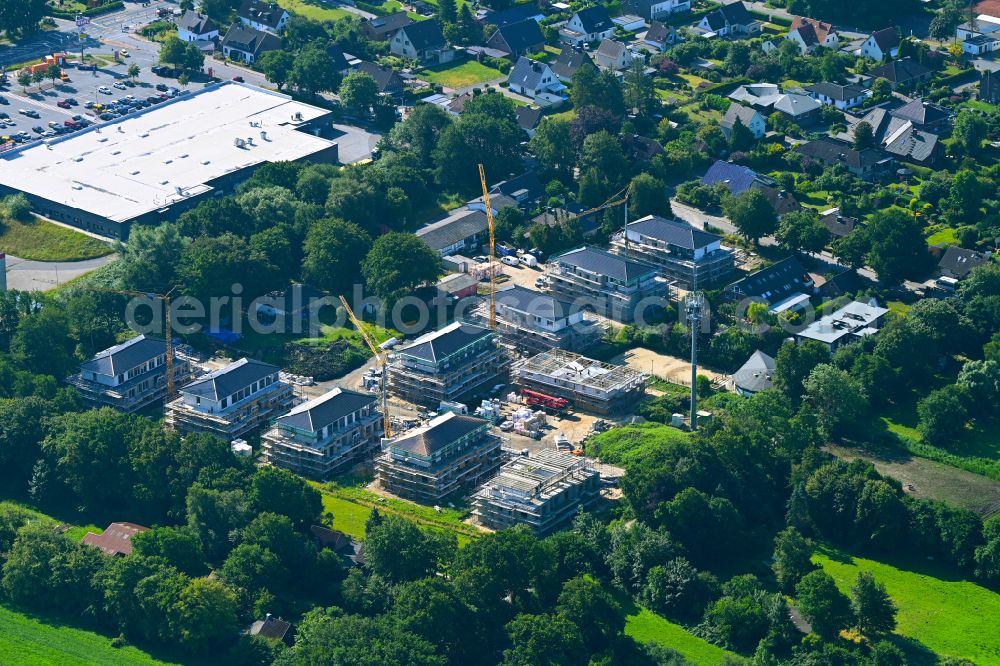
[511,407,547,436]
[477,398,503,422]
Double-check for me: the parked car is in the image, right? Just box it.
[0,112,8,119]
[232,76,244,82]
[65,97,78,106]
[31,125,43,133]
[56,100,71,109]
[113,82,127,90]
[0,96,8,105]
[500,255,520,267]
[99,112,115,120]
[119,50,130,57]
[155,83,168,91]
[98,86,112,94]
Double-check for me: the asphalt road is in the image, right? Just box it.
[5,253,118,291]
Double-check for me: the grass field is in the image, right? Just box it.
[0,217,112,262]
[624,603,740,665]
[277,0,351,21]
[0,604,181,666]
[0,500,104,542]
[814,548,1000,665]
[826,445,1000,517]
[926,226,960,246]
[419,60,504,89]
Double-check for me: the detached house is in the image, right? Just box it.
[795,137,889,180]
[721,103,766,139]
[222,23,282,64]
[697,2,760,37]
[165,358,295,439]
[237,0,289,34]
[177,10,219,44]
[860,28,899,60]
[594,39,634,71]
[868,57,931,89]
[785,16,838,54]
[66,334,194,413]
[363,11,414,40]
[640,21,677,51]
[889,98,951,132]
[508,57,565,101]
[624,0,691,21]
[391,20,451,65]
[840,106,941,166]
[551,47,595,83]
[560,6,614,46]
[356,61,405,95]
[806,81,869,110]
[726,256,814,312]
[486,19,545,58]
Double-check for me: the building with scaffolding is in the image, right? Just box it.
[472,449,600,534]
[261,387,381,480]
[543,246,667,323]
[515,349,646,414]
[610,215,735,289]
[475,286,603,356]
[388,322,509,408]
[375,411,502,503]
[165,358,295,438]
[66,335,195,413]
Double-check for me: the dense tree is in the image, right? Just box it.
[248,467,321,529]
[772,527,816,593]
[132,526,206,576]
[289,44,339,97]
[186,484,253,564]
[628,173,671,219]
[795,570,853,640]
[855,479,908,550]
[177,233,276,302]
[0,0,46,37]
[570,67,624,115]
[555,575,624,653]
[953,110,987,157]
[365,515,454,584]
[917,384,970,445]
[641,557,719,620]
[432,106,524,191]
[383,104,453,168]
[502,613,586,666]
[948,169,986,222]
[776,210,829,254]
[851,571,897,635]
[259,50,295,90]
[852,121,875,150]
[173,578,239,651]
[362,232,441,303]
[339,72,380,116]
[390,577,472,664]
[774,340,830,404]
[723,188,777,244]
[301,217,372,296]
[276,610,444,666]
[803,364,868,440]
[863,209,929,284]
[10,307,75,379]
[529,117,575,180]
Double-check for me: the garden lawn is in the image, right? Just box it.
[926,227,959,246]
[0,218,112,262]
[0,604,181,666]
[625,605,740,666]
[814,549,1000,665]
[0,500,103,542]
[419,60,504,89]
[276,0,351,21]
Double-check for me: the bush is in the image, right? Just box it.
[1,194,32,222]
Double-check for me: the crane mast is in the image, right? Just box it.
[478,164,497,330]
[339,295,392,438]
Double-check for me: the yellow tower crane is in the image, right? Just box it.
[338,295,392,439]
[81,286,180,399]
[477,163,498,330]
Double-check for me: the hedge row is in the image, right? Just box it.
[933,69,981,89]
[750,9,792,27]
[48,2,124,19]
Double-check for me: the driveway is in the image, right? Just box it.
[5,253,117,291]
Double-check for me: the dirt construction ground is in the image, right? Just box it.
[610,347,728,387]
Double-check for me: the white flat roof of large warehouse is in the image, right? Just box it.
[0,83,335,223]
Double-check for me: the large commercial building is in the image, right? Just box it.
[515,349,646,414]
[165,358,295,439]
[66,334,194,412]
[610,215,735,289]
[0,83,340,240]
[376,412,502,503]
[388,322,509,408]
[261,388,381,480]
[472,449,600,534]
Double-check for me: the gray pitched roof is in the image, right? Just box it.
[182,358,280,401]
[416,209,488,251]
[772,92,821,116]
[869,57,930,84]
[389,411,488,457]
[575,6,613,34]
[276,387,376,434]
[807,81,868,101]
[398,322,493,364]
[237,0,286,30]
[364,11,414,38]
[508,56,554,90]
[488,19,544,56]
[551,47,594,80]
[727,256,812,303]
[596,39,628,60]
[356,61,403,93]
[644,20,673,44]
[938,246,990,278]
[701,159,759,194]
[80,334,167,376]
[732,350,775,393]
[869,27,899,51]
[794,137,883,170]
[178,10,217,35]
[627,215,722,250]
[516,105,542,131]
[222,23,282,57]
[890,98,949,126]
[845,108,938,163]
[705,1,754,30]
[496,285,576,320]
[722,103,761,129]
[399,19,446,51]
[554,246,659,283]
